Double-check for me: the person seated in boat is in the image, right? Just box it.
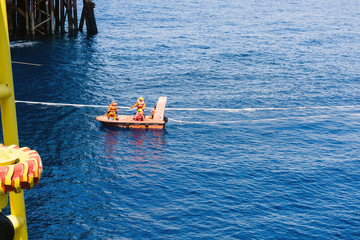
[148,106,156,119]
[130,97,146,117]
[133,109,144,121]
[107,100,118,120]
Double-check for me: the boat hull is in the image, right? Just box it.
[96,115,166,129]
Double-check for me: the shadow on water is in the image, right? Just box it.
[11,35,102,105]
[99,126,168,162]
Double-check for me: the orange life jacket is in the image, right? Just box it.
[108,104,117,113]
[137,99,145,108]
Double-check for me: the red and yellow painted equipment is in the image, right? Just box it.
[0,145,42,195]
[0,145,43,240]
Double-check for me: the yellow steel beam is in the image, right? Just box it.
[0,0,28,239]
[0,84,11,100]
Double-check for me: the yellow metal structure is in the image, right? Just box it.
[1,0,30,239]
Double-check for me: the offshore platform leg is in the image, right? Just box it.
[79,0,97,35]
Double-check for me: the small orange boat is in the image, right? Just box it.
[96,97,168,129]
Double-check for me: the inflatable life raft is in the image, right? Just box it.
[96,97,168,129]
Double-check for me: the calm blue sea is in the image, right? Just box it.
[5,0,360,239]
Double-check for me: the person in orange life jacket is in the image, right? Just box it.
[148,106,156,119]
[133,109,144,121]
[130,97,145,116]
[107,100,118,120]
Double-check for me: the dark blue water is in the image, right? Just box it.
[6,0,360,239]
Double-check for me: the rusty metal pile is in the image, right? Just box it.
[6,0,97,39]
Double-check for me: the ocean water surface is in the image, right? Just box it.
[4,0,360,239]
